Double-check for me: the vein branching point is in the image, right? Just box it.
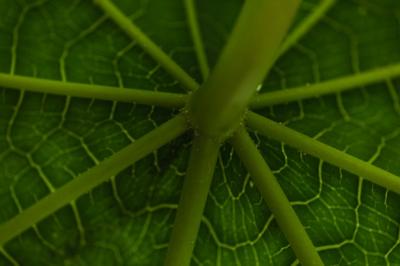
[188,0,301,140]
[2,1,400,266]
[166,1,302,266]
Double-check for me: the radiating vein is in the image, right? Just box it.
[278,0,337,58]
[94,0,198,91]
[0,114,188,246]
[165,135,220,266]
[184,0,209,80]
[232,127,324,266]
[251,63,400,108]
[0,73,187,108]
[247,111,400,194]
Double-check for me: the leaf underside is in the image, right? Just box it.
[1,0,400,265]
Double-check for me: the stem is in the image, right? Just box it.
[232,127,324,266]
[184,0,209,80]
[164,135,220,266]
[94,0,198,91]
[247,111,400,194]
[278,0,337,57]
[0,114,188,246]
[0,74,187,108]
[250,63,400,109]
[188,0,300,139]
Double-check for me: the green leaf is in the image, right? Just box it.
[1,0,400,265]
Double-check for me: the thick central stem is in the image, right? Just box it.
[188,0,300,140]
[166,1,301,265]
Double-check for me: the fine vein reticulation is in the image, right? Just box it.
[1,1,400,266]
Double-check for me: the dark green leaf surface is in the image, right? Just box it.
[1,0,400,265]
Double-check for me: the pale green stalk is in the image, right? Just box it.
[188,0,301,139]
[247,111,400,194]
[0,73,187,108]
[0,114,188,246]
[164,135,220,266]
[184,0,209,79]
[94,0,198,91]
[251,63,400,108]
[232,127,323,266]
